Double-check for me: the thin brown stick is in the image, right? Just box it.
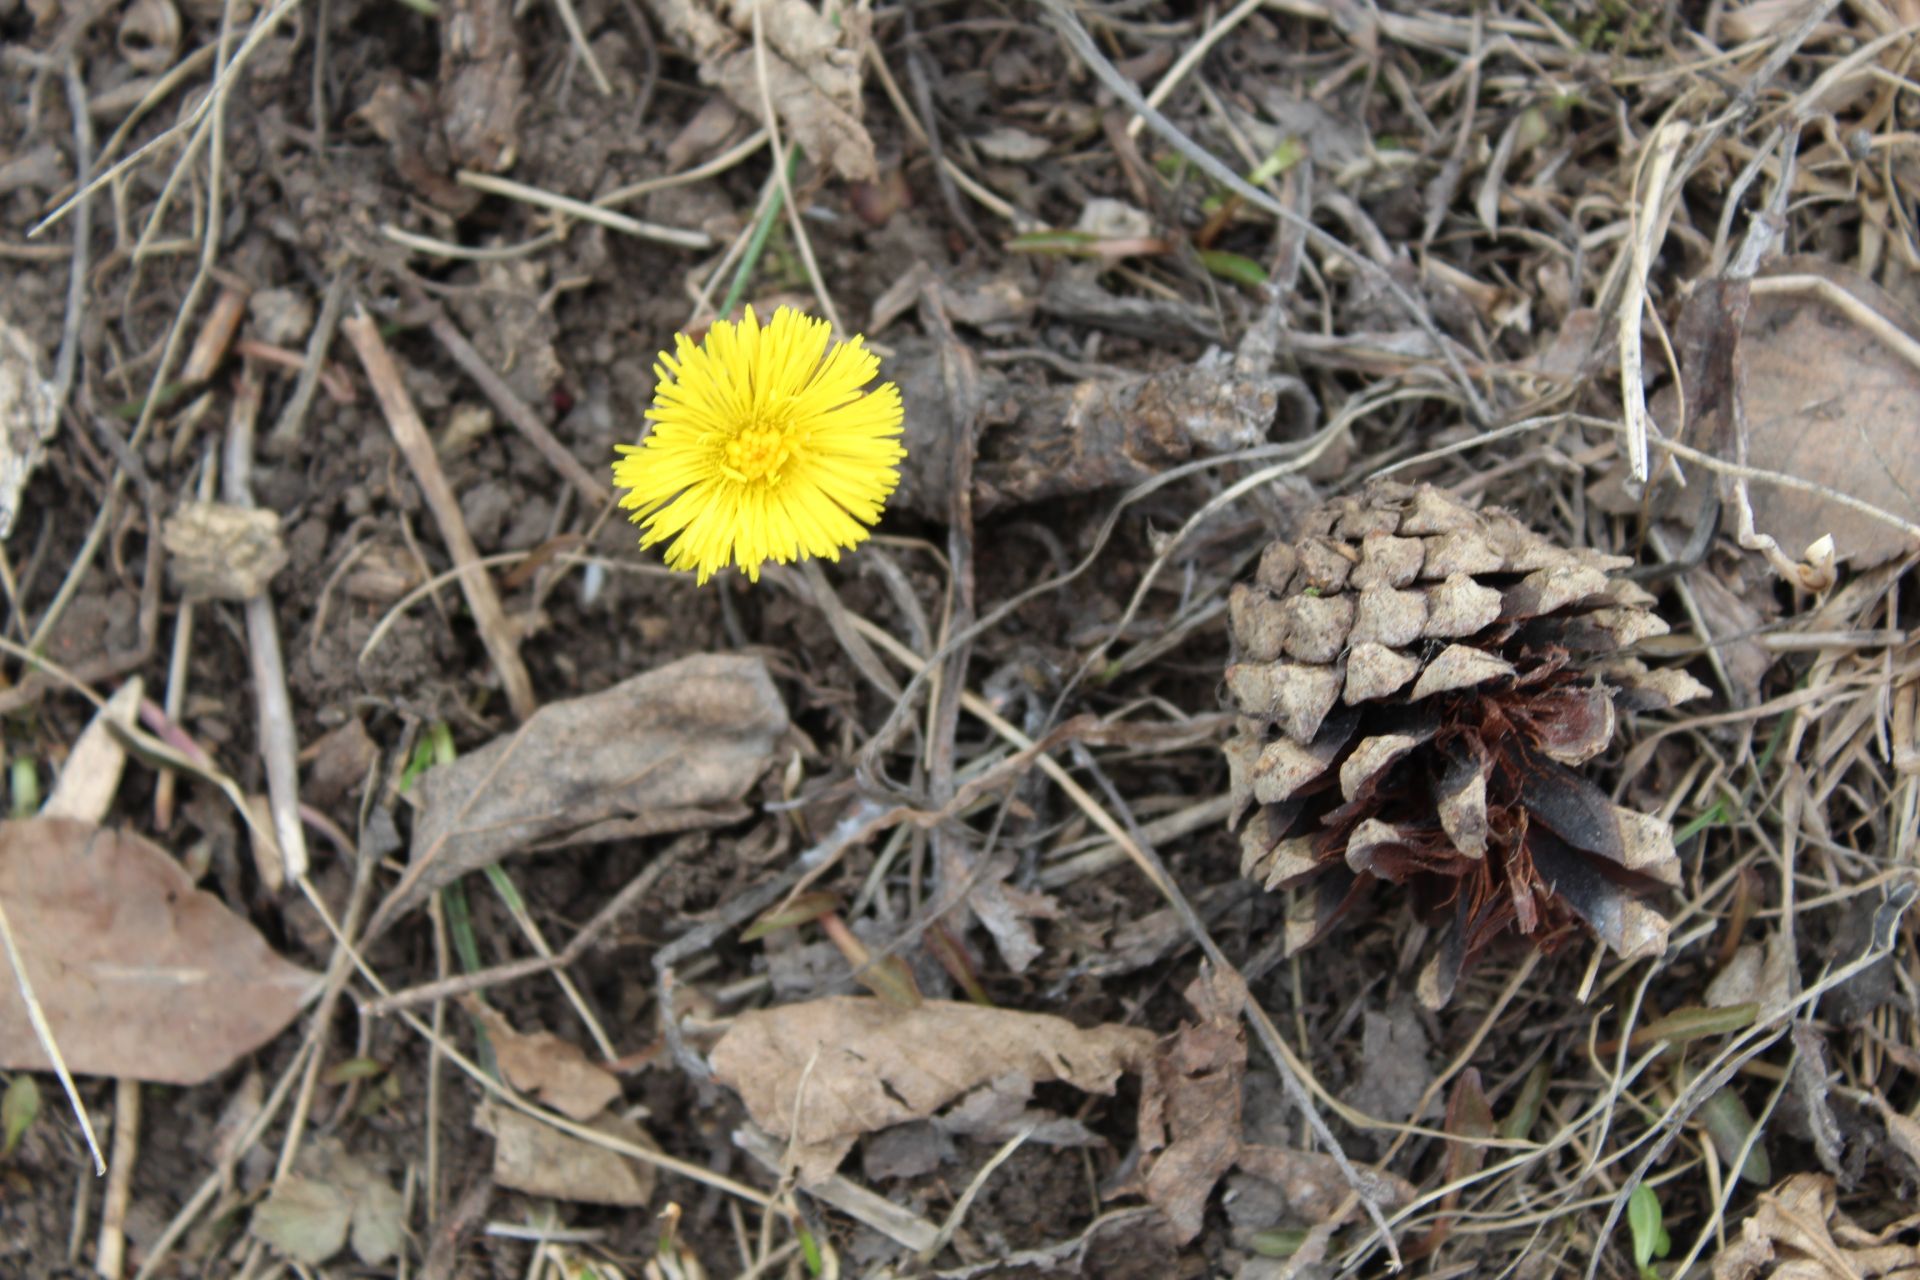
[342,308,536,721]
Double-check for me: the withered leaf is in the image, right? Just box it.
[1139,969,1414,1243]
[1674,258,1920,567]
[1711,1172,1920,1280]
[251,1139,404,1267]
[0,818,320,1085]
[380,654,787,925]
[470,1003,620,1122]
[474,1101,657,1207]
[1140,968,1249,1243]
[710,997,1152,1184]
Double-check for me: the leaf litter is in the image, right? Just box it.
[6,0,1920,1273]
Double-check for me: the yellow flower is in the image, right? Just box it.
[612,306,907,585]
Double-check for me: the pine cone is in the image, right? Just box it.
[1224,481,1708,1006]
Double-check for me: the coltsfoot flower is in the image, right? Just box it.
[613,306,906,585]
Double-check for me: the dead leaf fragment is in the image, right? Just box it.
[475,1101,657,1207]
[380,654,788,924]
[1139,968,1251,1243]
[0,818,321,1084]
[0,318,59,540]
[643,0,876,180]
[163,501,290,600]
[1669,258,1920,568]
[1136,969,1414,1243]
[709,997,1152,1184]
[1712,1171,1920,1279]
[251,1140,405,1267]
[471,1003,620,1121]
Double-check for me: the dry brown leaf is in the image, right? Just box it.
[470,1003,620,1122]
[1136,968,1414,1243]
[642,0,876,181]
[379,654,787,925]
[1712,1171,1920,1279]
[1139,968,1249,1243]
[0,818,320,1085]
[474,1100,657,1207]
[709,997,1153,1184]
[1671,258,1920,568]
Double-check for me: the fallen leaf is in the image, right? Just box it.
[709,997,1152,1183]
[1139,968,1250,1243]
[0,818,321,1084]
[252,1141,404,1267]
[938,1072,1101,1148]
[250,1175,351,1265]
[1136,969,1414,1243]
[1711,1171,1920,1279]
[1405,1069,1494,1259]
[1669,257,1920,568]
[378,654,787,925]
[470,1003,620,1122]
[642,0,876,181]
[474,1101,657,1207]
[972,347,1313,516]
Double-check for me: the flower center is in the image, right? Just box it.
[722,423,796,484]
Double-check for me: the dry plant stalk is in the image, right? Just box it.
[341,308,536,721]
[1224,481,1708,1005]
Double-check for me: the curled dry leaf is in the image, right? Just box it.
[0,818,321,1085]
[1711,1171,1920,1280]
[470,1002,620,1122]
[1137,968,1413,1244]
[377,654,788,925]
[474,1101,658,1207]
[643,0,876,181]
[709,997,1153,1184]
[973,348,1315,515]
